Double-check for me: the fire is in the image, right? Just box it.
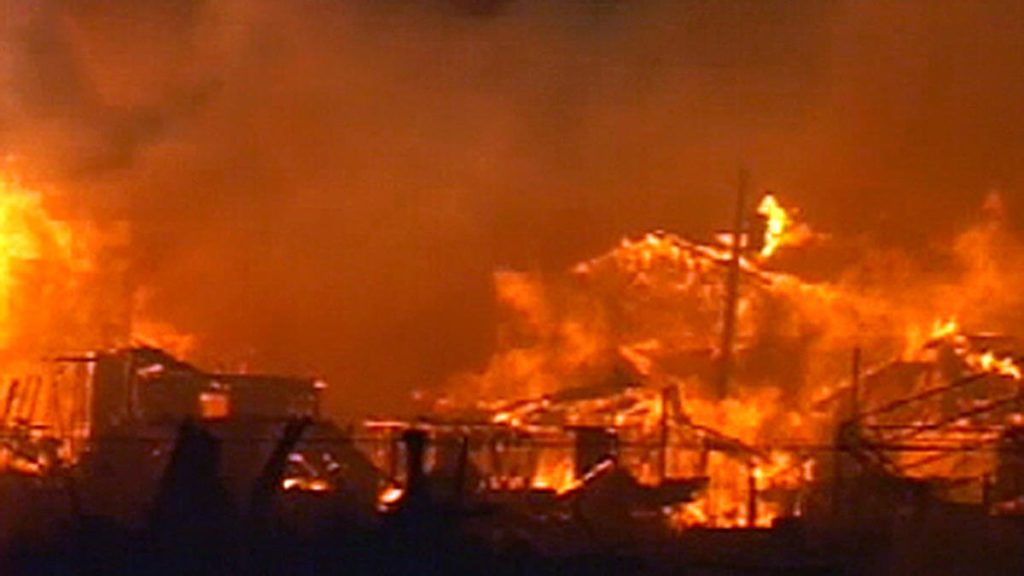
[282,477,331,493]
[756,192,790,258]
[0,172,192,472]
[429,190,1024,530]
[755,191,815,258]
[930,318,961,341]
[0,172,192,358]
[132,316,197,360]
[915,317,1022,380]
[969,351,1022,380]
[0,175,93,350]
[530,457,576,494]
[377,485,405,511]
[670,502,709,529]
[670,387,813,527]
[447,212,835,528]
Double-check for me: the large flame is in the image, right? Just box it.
[442,190,1024,529]
[0,172,190,471]
[0,175,104,357]
[0,173,193,358]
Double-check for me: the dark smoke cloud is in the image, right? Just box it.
[2,0,1024,417]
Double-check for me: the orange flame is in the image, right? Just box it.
[756,192,813,258]
[0,175,93,350]
[530,457,576,494]
[447,190,1024,530]
[0,172,192,471]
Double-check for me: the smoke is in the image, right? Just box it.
[2,0,1024,417]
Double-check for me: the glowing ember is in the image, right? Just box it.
[967,350,1021,380]
[376,485,405,512]
[379,486,404,503]
[282,477,331,492]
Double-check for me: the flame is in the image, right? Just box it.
[378,485,404,505]
[0,172,191,470]
[914,317,1021,380]
[449,225,827,527]
[756,192,813,258]
[132,316,197,360]
[0,175,94,350]
[282,477,331,492]
[969,351,1021,380]
[0,172,192,357]
[669,502,709,529]
[530,456,576,494]
[930,317,961,341]
[756,192,789,258]
[436,190,1024,530]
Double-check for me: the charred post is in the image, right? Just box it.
[850,347,862,420]
[716,168,749,398]
[746,461,758,527]
[572,426,617,478]
[402,428,429,505]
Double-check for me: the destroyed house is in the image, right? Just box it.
[81,346,323,433]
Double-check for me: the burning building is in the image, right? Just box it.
[0,174,382,534]
[2,163,1024,544]
[353,190,1024,539]
[5,2,1024,573]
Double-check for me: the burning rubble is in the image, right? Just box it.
[2,163,1024,545]
[374,190,1024,531]
[0,173,211,473]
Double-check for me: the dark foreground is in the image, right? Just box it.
[2,420,1023,576]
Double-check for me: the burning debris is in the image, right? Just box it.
[3,166,1024,541]
[6,1,1024,573]
[0,178,1020,576]
[361,191,1024,533]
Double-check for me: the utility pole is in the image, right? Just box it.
[716,168,749,398]
[850,347,862,420]
[659,386,670,482]
[833,347,862,518]
[747,461,758,527]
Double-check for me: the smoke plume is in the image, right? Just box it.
[2,0,1024,417]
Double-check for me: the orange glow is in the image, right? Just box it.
[756,192,789,257]
[376,485,405,511]
[132,316,198,360]
[199,391,231,419]
[967,350,1021,380]
[756,192,813,258]
[282,477,331,492]
[379,486,404,504]
[530,455,576,494]
[0,175,95,349]
[0,172,189,471]
[448,192,1024,530]
[930,317,961,341]
[915,317,1021,380]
